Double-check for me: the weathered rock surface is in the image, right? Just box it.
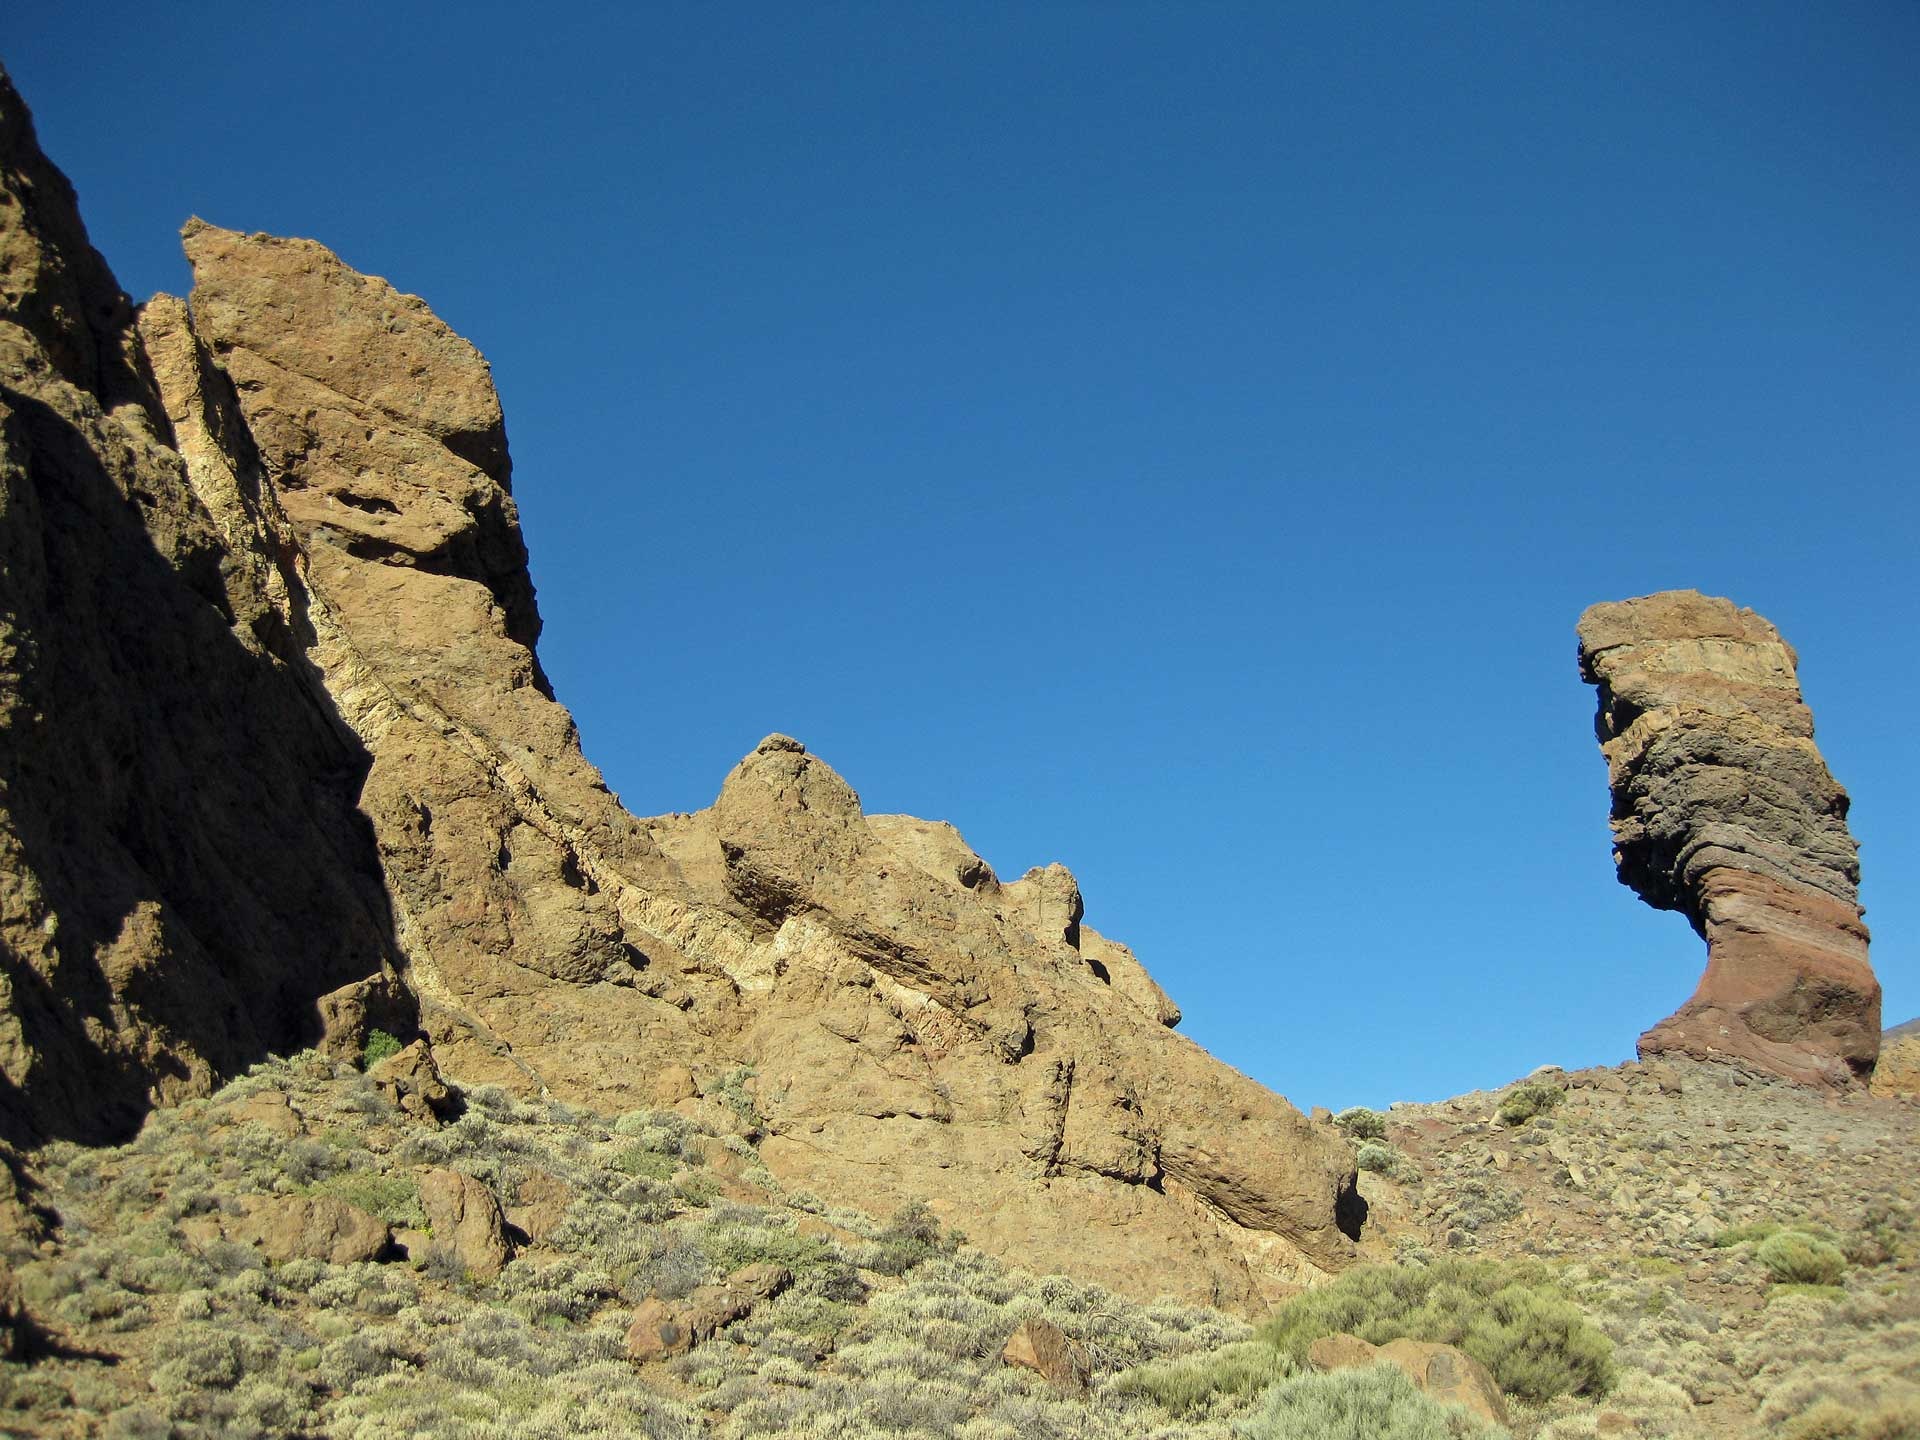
[1871,1019,1920,1100]
[368,1039,457,1122]
[0,1259,26,1359]
[1577,591,1880,1089]
[624,1263,792,1362]
[232,1194,390,1265]
[0,66,408,1149]
[419,1168,512,1279]
[1000,1317,1091,1393]
[0,72,1357,1306]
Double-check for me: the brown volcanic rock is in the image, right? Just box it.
[657,736,1360,1304]
[1577,591,1880,1088]
[0,73,1357,1305]
[0,67,407,1148]
[1871,1020,1920,1100]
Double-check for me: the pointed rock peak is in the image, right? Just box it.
[180,220,509,484]
[754,733,807,755]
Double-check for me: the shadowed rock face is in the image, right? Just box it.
[0,67,406,1146]
[1577,590,1880,1089]
[0,71,1358,1304]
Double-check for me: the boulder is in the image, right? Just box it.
[419,1169,512,1279]
[505,1169,573,1243]
[215,1091,302,1137]
[1578,592,1881,1089]
[233,1195,390,1265]
[368,1040,457,1122]
[624,1263,792,1362]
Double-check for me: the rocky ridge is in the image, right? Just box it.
[0,68,1356,1308]
[1576,591,1880,1090]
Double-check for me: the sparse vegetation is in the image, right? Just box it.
[1494,1082,1565,1128]
[1356,1142,1420,1183]
[4,1050,1917,1440]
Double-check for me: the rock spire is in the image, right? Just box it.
[1576,590,1880,1088]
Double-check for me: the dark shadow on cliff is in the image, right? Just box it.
[0,386,406,1149]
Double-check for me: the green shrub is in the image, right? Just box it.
[360,1029,404,1070]
[1259,1258,1613,1402]
[698,1209,835,1275]
[863,1200,961,1276]
[1236,1363,1497,1439]
[612,1146,677,1181]
[1334,1108,1388,1141]
[1115,1340,1294,1417]
[1757,1230,1849,1287]
[1355,1143,1418,1183]
[1494,1082,1564,1128]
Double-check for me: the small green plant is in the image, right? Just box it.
[1757,1230,1849,1287]
[710,1066,764,1132]
[1495,1081,1564,1128]
[865,1200,962,1276]
[360,1029,404,1070]
[1334,1107,1388,1141]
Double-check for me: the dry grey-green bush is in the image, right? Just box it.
[1237,1364,1497,1439]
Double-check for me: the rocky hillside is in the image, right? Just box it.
[0,1044,1913,1439]
[0,65,1355,1309]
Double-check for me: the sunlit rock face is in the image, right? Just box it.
[0,67,1359,1304]
[1577,590,1880,1089]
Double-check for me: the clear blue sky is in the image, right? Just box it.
[9,3,1915,1110]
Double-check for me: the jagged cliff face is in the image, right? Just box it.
[1577,590,1880,1089]
[0,70,1358,1306]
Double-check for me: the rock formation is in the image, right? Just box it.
[1576,590,1880,1088]
[0,68,1357,1306]
[0,68,408,1146]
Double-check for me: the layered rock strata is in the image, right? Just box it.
[0,70,1357,1305]
[1577,590,1880,1088]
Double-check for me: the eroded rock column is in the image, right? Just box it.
[1577,590,1879,1088]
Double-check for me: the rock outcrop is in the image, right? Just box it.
[1577,591,1880,1088]
[0,70,1358,1305]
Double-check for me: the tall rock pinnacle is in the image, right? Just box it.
[1576,590,1880,1088]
